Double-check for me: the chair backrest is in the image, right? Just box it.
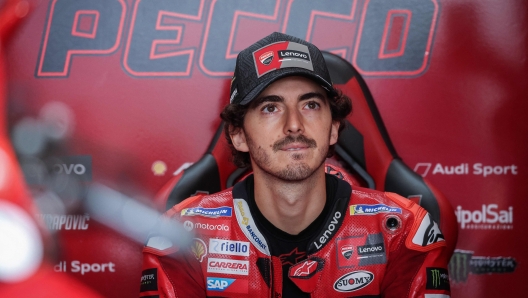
[156,52,458,256]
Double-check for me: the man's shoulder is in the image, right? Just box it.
[165,188,234,218]
[349,186,420,215]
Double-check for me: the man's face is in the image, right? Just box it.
[231,76,339,181]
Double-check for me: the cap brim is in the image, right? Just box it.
[238,68,336,105]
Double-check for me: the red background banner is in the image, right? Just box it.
[3,0,527,297]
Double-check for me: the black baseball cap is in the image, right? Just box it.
[229,32,336,105]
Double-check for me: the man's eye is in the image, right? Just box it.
[305,101,320,110]
[262,105,277,113]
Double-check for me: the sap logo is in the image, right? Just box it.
[207,277,234,291]
[455,204,513,229]
[209,239,249,256]
[334,271,374,292]
[313,211,341,250]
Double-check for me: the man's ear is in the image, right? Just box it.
[230,127,249,152]
[329,121,340,145]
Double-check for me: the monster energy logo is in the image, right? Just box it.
[431,269,441,287]
[426,267,450,291]
[449,249,517,283]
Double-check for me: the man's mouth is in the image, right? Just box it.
[273,135,317,152]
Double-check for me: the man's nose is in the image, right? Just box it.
[283,109,304,135]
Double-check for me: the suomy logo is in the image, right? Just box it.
[313,211,341,250]
[333,271,374,292]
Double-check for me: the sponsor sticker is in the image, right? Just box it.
[191,238,207,262]
[333,271,374,292]
[37,213,90,230]
[426,267,450,291]
[183,219,230,236]
[140,268,157,292]
[455,204,513,230]
[312,211,342,250]
[209,239,250,257]
[336,234,386,268]
[207,258,249,276]
[412,213,445,247]
[350,204,402,215]
[448,249,517,283]
[234,199,269,255]
[206,277,248,293]
[252,41,313,77]
[414,162,518,178]
[181,206,232,218]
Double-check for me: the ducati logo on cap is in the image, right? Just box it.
[259,51,274,65]
[252,41,313,77]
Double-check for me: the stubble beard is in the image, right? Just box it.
[245,133,329,181]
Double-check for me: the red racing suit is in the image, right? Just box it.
[141,176,451,297]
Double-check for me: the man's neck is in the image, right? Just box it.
[252,167,327,235]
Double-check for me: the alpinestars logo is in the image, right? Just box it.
[292,260,317,277]
[449,249,517,283]
[412,213,445,247]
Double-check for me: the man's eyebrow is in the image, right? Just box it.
[299,92,327,103]
[251,95,283,107]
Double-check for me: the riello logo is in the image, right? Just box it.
[455,204,513,230]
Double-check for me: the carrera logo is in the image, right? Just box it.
[181,206,232,218]
[291,260,317,277]
[207,258,249,275]
[334,271,374,292]
[259,51,274,65]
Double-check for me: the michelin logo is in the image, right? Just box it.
[181,207,232,218]
[350,204,402,215]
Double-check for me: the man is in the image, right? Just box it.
[141,32,451,297]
